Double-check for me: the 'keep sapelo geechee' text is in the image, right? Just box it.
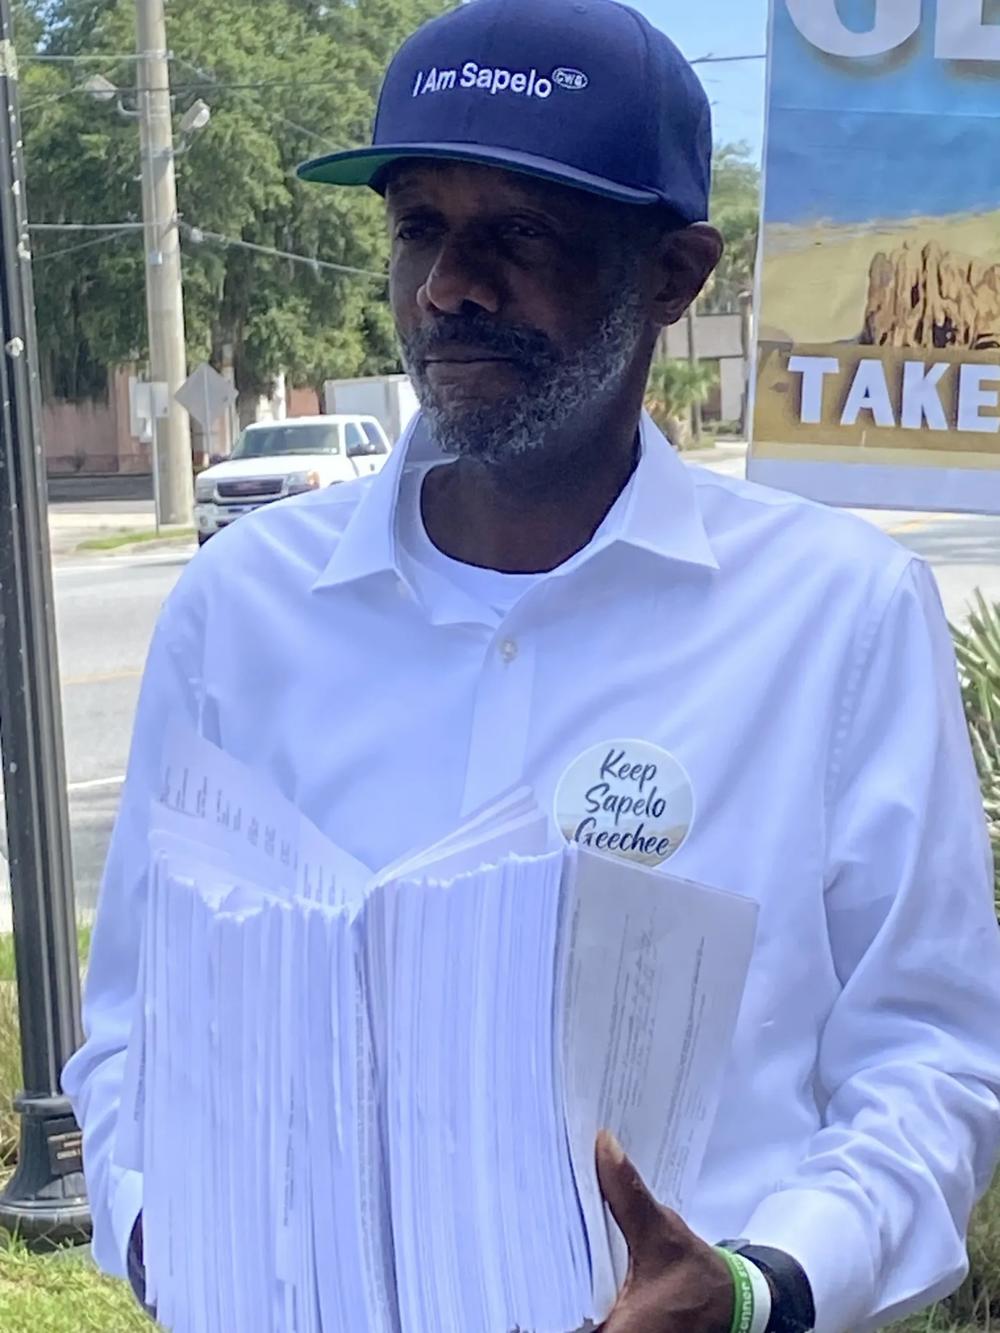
[573,747,674,859]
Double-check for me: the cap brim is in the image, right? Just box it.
[297,142,663,206]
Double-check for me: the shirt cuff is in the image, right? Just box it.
[110,1168,144,1277]
[741,1187,877,1333]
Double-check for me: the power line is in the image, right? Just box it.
[25,79,363,98]
[20,90,87,112]
[83,77,357,93]
[27,218,382,278]
[181,223,386,281]
[21,47,767,72]
[21,49,769,68]
[165,78,357,94]
[19,52,147,62]
[691,54,766,64]
[21,59,350,150]
[33,230,137,262]
[169,56,349,151]
[17,47,348,144]
[29,221,144,231]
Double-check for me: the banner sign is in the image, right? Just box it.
[749,0,1000,514]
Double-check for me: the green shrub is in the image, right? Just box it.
[952,593,1000,908]
[644,359,719,449]
[889,599,1000,1330]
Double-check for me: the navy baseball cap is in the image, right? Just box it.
[297,0,712,224]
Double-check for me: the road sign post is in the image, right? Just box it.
[0,3,90,1246]
[176,361,237,462]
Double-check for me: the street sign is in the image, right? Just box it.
[175,361,236,430]
[130,379,169,442]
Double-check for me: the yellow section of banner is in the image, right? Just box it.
[753,342,1000,469]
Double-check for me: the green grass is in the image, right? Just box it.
[0,926,90,985]
[0,931,150,1331]
[0,1239,151,1332]
[76,527,194,553]
[0,982,20,1166]
[891,1315,977,1333]
[884,1170,1000,1333]
[0,927,91,1164]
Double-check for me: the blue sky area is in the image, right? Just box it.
[765,0,1000,224]
[629,0,767,158]
[633,1,1000,224]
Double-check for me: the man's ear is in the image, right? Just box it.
[649,224,724,328]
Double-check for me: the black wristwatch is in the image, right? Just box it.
[718,1240,816,1333]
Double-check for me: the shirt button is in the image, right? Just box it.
[499,637,519,663]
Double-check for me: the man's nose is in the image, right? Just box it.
[418,238,502,316]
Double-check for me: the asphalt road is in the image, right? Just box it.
[55,552,187,921]
[893,514,1000,619]
[2,503,999,923]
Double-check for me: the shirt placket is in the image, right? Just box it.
[461,612,537,817]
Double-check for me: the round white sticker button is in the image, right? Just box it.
[554,739,695,868]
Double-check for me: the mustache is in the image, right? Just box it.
[401,313,560,367]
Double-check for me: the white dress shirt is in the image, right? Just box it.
[64,413,1000,1333]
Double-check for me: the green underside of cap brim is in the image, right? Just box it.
[297,143,664,206]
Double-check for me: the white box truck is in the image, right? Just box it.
[322,374,419,444]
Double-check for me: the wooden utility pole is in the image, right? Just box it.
[136,0,193,525]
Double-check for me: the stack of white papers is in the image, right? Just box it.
[116,733,757,1333]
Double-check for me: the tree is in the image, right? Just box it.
[17,0,450,413]
[704,141,760,314]
[644,360,719,451]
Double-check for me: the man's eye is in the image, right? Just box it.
[503,221,547,241]
[395,220,435,242]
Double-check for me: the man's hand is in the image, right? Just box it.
[595,1130,735,1333]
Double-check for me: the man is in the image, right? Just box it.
[64,1,1000,1330]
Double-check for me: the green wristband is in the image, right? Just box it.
[715,1246,756,1333]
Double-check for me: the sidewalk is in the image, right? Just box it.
[682,440,958,538]
[681,438,747,468]
[45,498,198,561]
[43,443,958,562]
[36,441,739,562]
[47,507,159,559]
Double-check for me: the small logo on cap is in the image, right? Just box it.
[552,67,589,91]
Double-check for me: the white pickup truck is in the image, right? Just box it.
[193,414,392,544]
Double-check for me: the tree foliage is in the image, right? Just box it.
[15,0,450,408]
[705,141,760,313]
[644,359,719,450]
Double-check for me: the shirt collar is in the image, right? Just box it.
[311,410,719,593]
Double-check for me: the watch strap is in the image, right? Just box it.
[718,1241,816,1333]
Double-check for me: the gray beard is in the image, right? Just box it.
[401,287,647,468]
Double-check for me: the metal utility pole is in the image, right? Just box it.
[0,1,90,1246]
[136,0,193,526]
[686,303,703,446]
[739,289,754,442]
